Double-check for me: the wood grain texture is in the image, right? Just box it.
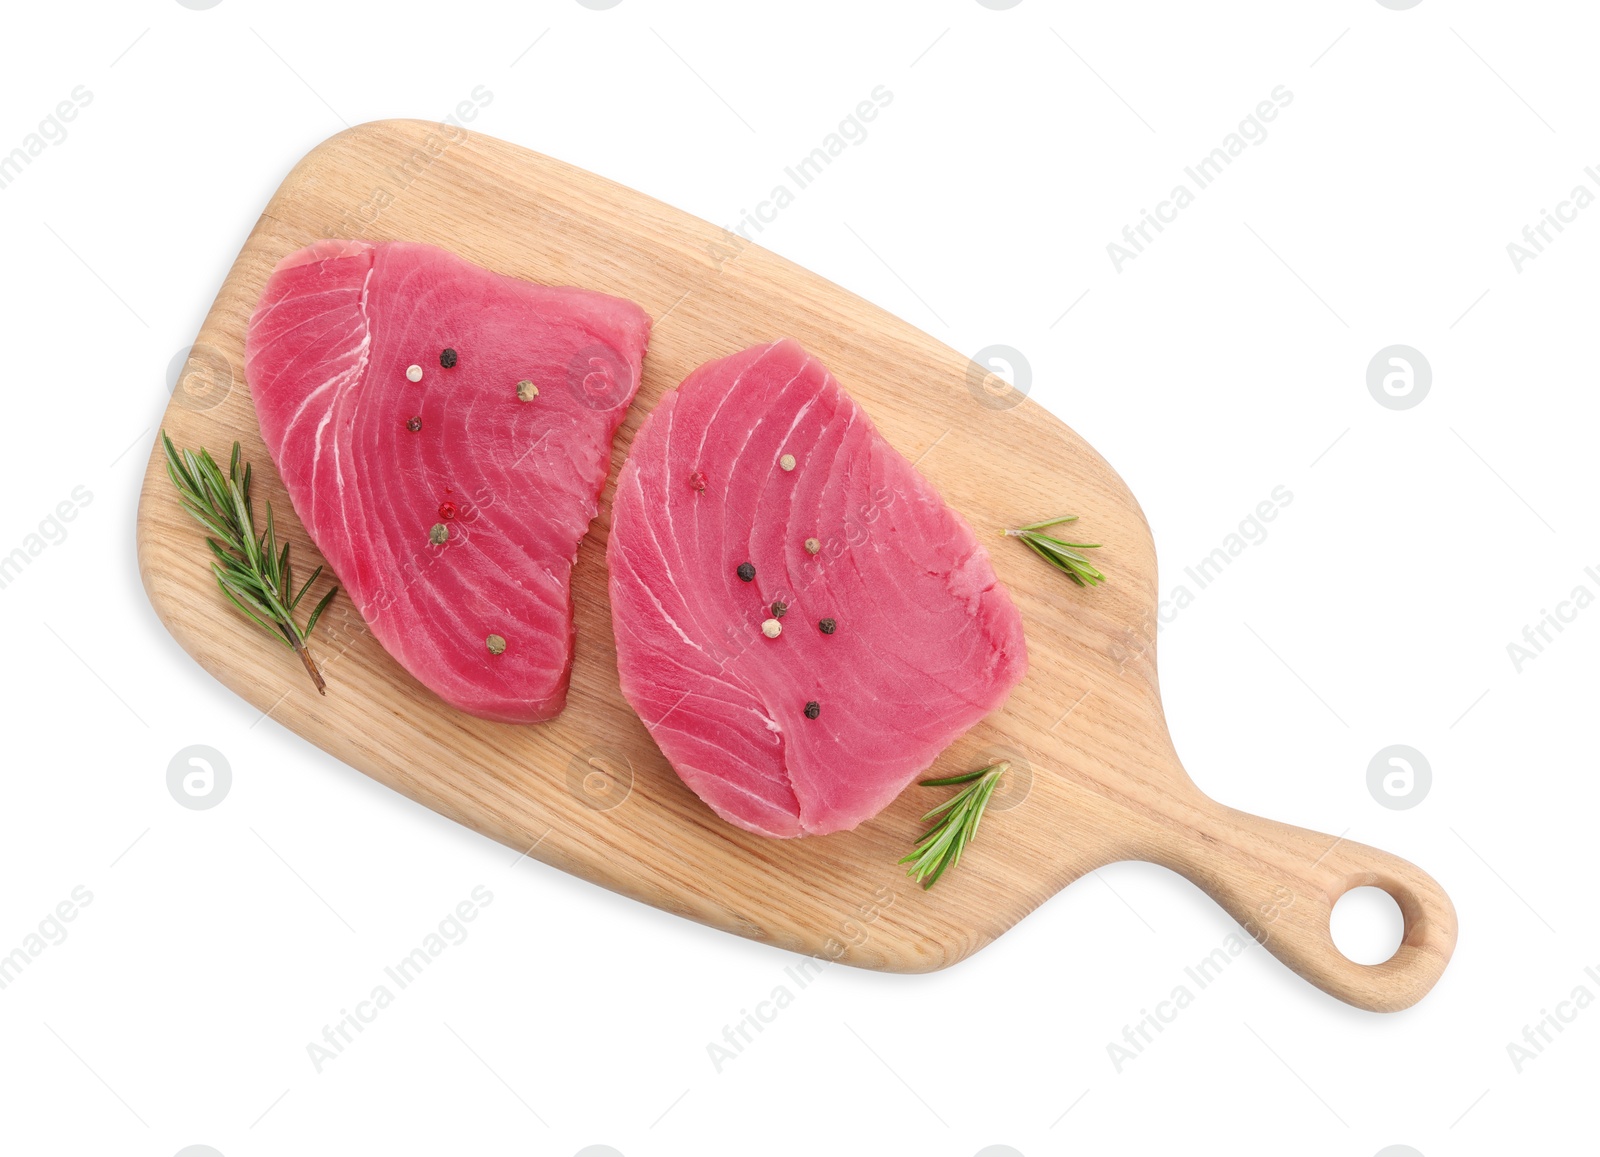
[136,120,1455,1011]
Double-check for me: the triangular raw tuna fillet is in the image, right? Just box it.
[608,339,1027,837]
[246,239,651,723]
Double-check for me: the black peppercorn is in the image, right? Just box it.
[771,600,788,618]
[406,416,422,432]
[804,700,820,720]
[440,348,458,368]
[736,562,755,582]
[818,618,836,634]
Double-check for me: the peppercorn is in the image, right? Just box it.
[736,562,755,582]
[804,700,820,720]
[406,416,422,432]
[818,618,836,635]
[486,634,507,655]
[440,348,458,368]
[804,537,821,555]
[771,600,787,619]
[429,523,450,545]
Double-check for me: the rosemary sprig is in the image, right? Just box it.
[161,431,338,695]
[1004,515,1104,586]
[899,761,1009,889]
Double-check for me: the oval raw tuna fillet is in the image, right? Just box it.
[246,239,651,722]
[608,339,1027,837]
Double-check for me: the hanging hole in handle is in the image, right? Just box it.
[1330,885,1406,965]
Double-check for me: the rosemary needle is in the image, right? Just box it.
[161,431,339,695]
[899,761,1009,889]
[1004,514,1104,587]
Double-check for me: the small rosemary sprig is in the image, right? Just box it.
[899,761,1009,889]
[161,431,339,695]
[1004,515,1104,586]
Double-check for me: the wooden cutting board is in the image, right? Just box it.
[136,120,1455,1012]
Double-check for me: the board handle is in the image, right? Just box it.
[1151,802,1457,1012]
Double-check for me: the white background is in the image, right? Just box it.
[1,1,1595,1155]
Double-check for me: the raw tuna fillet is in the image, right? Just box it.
[608,339,1027,837]
[246,239,651,723]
